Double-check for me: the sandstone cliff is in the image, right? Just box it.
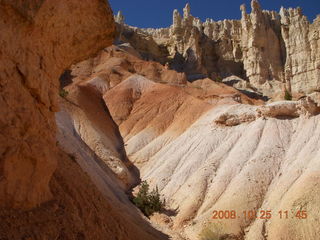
[0,1,170,240]
[115,0,320,98]
[0,0,115,209]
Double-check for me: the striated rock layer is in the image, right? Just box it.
[108,75,320,240]
[0,1,171,239]
[70,43,320,239]
[115,0,320,97]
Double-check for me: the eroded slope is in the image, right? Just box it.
[68,43,320,239]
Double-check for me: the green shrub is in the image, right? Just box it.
[284,90,292,101]
[199,223,241,240]
[59,89,69,98]
[199,223,224,240]
[199,228,220,240]
[215,76,222,82]
[133,181,165,217]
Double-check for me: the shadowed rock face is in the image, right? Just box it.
[0,0,115,209]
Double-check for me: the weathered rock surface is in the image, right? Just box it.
[104,75,320,240]
[62,76,138,188]
[0,2,173,239]
[63,39,320,239]
[215,93,320,126]
[0,109,168,240]
[280,8,320,94]
[8,1,315,237]
[113,85,320,240]
[0,0,115,209]
[115,0,320,98]
[71,44,187,87]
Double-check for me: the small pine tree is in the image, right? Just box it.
[59,89,69,98]
[133,181,165,217]
[284,90,292,101]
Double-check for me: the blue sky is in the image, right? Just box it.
[109,0,320,28]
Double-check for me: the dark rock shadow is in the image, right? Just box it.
[161,207,179,217]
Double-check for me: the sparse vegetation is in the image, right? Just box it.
[284,89,292,101]
[199,223,225,240]
[59,88,69,98]
[215,76,223,82]
[133,181,165,217]
[199,223,241,240]
[199,227,220,240]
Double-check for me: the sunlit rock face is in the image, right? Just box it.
[70,42,320,240]
[115,0,320,98]
[0,0,115,209]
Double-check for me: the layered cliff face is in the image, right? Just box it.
[280,8,320,94]
[68,43,320,240]
[0,1,172,239]
[0,0,115,209]
[116,0,320,98]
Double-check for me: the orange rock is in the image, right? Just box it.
[0,0,115,209]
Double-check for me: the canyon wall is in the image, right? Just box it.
[0,0,115,209]
[0,2,170,239]
[116,0,320,97]
[70,44,320,239]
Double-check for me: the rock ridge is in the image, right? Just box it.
[115,0,320,98]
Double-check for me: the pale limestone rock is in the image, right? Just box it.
[183,3,191,19]
[280,8,320,94]
[214,93,320,126]
[115,10,124,25]
[118,0,320,98]
[173,9,182,29]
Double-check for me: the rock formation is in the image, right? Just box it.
[106,73,320,240]
[68,42,320,239]
[115,0,320,98]
[0,1,171,240]
[280,8,320,94]
[2,0,319,239]
[0,0,115,209]
[215,93,320,126]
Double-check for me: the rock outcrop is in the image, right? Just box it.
[115,0,320,98]
[63,38,320,239]
[104,75,320,240]
[62,74,139,188]
[0,0,115,209]
[101,71,320,240]
[71,44,187,88]
[0,108,168,240]
[280,8,320,94]
[0,1,173,239]
[215,93,320,126]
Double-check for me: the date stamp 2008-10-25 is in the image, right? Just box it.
[211,210,308,220]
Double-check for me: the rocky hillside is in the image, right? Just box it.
[0,1,167,239]
[0,0,115,210]
[68,43,320,240]
[1,0,319,240]
[116,0,320,98]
